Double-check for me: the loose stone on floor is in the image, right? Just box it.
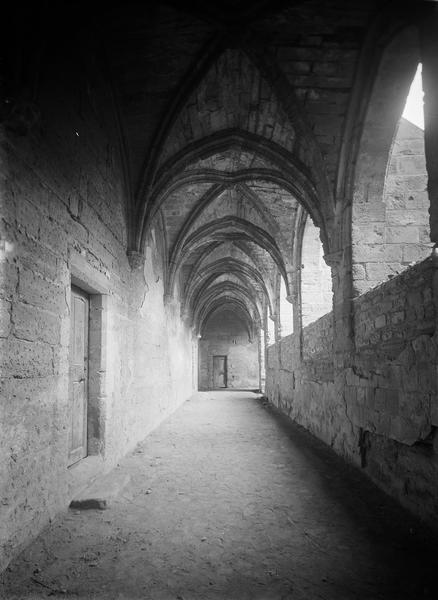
[1,392,436,600]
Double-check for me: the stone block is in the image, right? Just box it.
[63,214,89,248]
[70,471,131,510]
[312,61,339,76]
[18,267,66,315]
[349,401,366,427]
[0,338,54,378]
[385,226,419,244]
[376,411,392,435]
[374,315,386,329]
[431,396,438,427]
[376,388,399,414]
[16,198,41,240]
[38,217,68,258]
[283,60,312,74]
[391,310,405,325]
[366,263,397,282]
[312,115,343,137]
[389,415,424,445]
[394,154,426,175]
[422,286,433,304]
[383,245,404,262]
[344,368,358,386]
[406,290,422,307]
[385,209,428,227]
[278,47,321,62]
[384,194,412,210]
[352,244,386,263]
[417,364,436,394]
[17,236,60,282]
[0,299,11,337]
[352,223,385,245]
[0,262,18,301]
[402,244,430,263]
[12,302,60,345]
[353,280,374,296]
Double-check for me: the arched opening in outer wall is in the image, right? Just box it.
[267,312,276,347]
[279,276,294,337]
[300,215,333,328]
[380,63,430,283]
[198,309,259,391]
[351,25,432,296]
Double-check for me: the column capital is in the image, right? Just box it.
[127,250,145,271]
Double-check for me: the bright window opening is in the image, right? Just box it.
[279,276,294,337]
[267,314,275,346]
[402,63,424,130]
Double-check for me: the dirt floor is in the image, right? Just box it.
[1,391,437,600]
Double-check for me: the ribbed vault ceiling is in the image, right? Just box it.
[97,0,375,336]
[146,49,308,334]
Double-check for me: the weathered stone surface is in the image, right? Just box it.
[0,298,11,337]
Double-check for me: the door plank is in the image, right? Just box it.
[68,287,89,466]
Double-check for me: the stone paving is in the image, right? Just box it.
[1,392,436,600]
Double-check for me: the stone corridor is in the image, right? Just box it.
[1,392,436,600]
[5,0,438,576]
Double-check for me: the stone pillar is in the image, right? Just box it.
[269,313,278,344]
[324,247,354,369]
[289,265,301,337]
[431,246,438,430]
[420,5,438,242]
[323,243,358,458]
[263,303,271,374]
[259,326,266,392]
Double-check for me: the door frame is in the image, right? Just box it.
[69,252,109,465]
[68,285,89,466]
[212,354,228,388]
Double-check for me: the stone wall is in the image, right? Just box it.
[0,61,194,570]
[350,259,438,522]
[266,312,336,445]
[199,312,259,390]
[266,258,438,526]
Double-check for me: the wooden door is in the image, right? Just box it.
[68,286,89,466]
[213,355,227,388]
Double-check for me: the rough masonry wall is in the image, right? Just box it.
[351,259,438,522]
[266,258,438,526]
[266,312,336,446]
[0,62,193,571]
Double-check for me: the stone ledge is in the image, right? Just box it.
[67,455,105,501]
[69,466,131,511]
